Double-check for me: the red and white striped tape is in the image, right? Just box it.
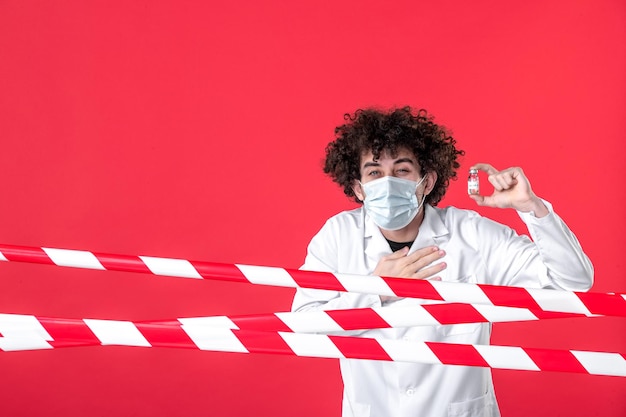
[0,313,623,377]
[147,303,591,333]
[1,243,624,317]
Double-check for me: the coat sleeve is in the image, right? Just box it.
[475,200,594,291]
[517,200,593,290]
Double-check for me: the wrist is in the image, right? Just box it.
[521,196,549,218]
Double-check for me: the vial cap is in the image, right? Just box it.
[469,168,478,174]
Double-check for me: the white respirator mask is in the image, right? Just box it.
[360,175,427,230]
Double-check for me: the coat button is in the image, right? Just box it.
[406,388,415,396]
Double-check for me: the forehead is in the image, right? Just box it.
[359,147,418,166]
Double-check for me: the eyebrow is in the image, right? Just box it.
[394,158,416,165]
[362,158,416,169]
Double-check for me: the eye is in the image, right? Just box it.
[368,170,381,177]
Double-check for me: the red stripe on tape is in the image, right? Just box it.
[327,308,392,331]
[329,335,393,361]
[424,303,488,324]
[232,314,292,332]
[135,323,196,348]
[234,330,293,355]
[38,317,102,348]
[288,269,347,292]
[382,277,444,300]
[190,261,248,283]
[479,285,542,310]
[426,341,490,368]
[94,253,152,274]
[576,292,626,317]
[524,347,589,374]
[530,310,584,320]
[0,245,54,265]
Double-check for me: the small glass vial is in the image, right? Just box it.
[468,168,479,195]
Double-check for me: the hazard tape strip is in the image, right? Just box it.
[0,243,623,317]
[0,313,623,377]
[144,303,592,333]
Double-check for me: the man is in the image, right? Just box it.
[291,107,593,417]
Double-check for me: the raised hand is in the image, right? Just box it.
[468,163,548,217]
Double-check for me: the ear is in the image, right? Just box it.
[423,171,438,196]
[351,179,365,201]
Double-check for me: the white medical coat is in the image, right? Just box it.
[292,202,593,417]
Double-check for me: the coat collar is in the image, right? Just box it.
[363,204,450,261]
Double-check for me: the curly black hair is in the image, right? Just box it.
[323,106,464,206]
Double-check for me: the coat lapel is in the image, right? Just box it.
[362,205,451,277]
[411,205,450,250]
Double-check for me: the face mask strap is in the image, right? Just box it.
[415,175,427,189]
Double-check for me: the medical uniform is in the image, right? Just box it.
[292,202,593,417]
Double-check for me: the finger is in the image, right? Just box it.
[499,170,519,189]
[405,247,444,269]
[406,246,440,260]
[494,174,512,190]
[382,246,410,261]
[395,247,441,276]
[378,247,412,273]
[471,191,503,208]
[406,251,446,273]
[411,262,447,280]
[468,194,487,206]
[488,174,505,191]
[471,163,498,175]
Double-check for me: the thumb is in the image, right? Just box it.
[469,194,488,206]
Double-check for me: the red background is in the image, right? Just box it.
[0,1,624,416]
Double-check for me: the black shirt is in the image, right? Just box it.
[385,239,414,253]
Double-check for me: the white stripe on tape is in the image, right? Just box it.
[375,306,440,327]
[526,288,593,315]
[0,314,53,340]
[334,273,396,297]
[181,325,248,353]
[377,339,441,365]
[431,281,493,305]
[0,335,53,351]
[42,248,105,270]
[473,304,539,323]
[0,314,53,351]
[0,251,7,261]
[279,332,344,359]
[275,311,344,333]
[474,344,540,371]
[139,256,203,279]
[572,351,626,377]
[178,316,239,330]
[235,265,297,287]
[84,319,151,347]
